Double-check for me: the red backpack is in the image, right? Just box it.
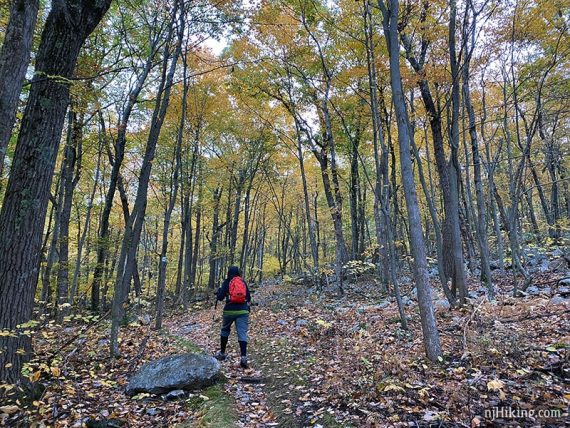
[228,276,247,304]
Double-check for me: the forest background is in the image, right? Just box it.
[0,0,568,425]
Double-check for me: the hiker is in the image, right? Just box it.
[214,266,251,368]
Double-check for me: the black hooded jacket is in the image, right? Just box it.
[216,266,251,313]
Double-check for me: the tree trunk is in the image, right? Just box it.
[70,116,103,304]
[410,121,456,305]
[229,170,246,265]
[401,24,467,304]
[56,109,83,322]
[41,171,66,311]
[110,4,183,356]
[461,16,493,296]
[364,0,389,288]
[91,29,159,311]
[190,161,203,293]
[0,0,112,384]
[208,187,223,290]
[378,0,442,361]
[155,55,187,329]
[294,119,320,283]
[0,0,39,178]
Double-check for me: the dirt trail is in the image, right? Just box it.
[166,303,280,427]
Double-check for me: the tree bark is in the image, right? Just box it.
[155,56,187,329]
[110,3,183,356]
[0,0,39,178]
[207,187,223,290]
[0,0,112,384]
[378,0,442,361]
[462,30,493,296]
[91,25,159,311]
[70,115,103,303]
[56,109,83,322]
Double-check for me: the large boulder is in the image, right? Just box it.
[126,353,220,396]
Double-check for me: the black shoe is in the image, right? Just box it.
[214,351,226,361]
[240,356,248,368]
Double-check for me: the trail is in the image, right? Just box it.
[167,276,570,427]
[166,302,280,427]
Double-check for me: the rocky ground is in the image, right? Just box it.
[2,267,569,427]
[175,268,569,427]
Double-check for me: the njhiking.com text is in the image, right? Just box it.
[484,406,565,421]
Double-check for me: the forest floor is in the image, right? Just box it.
[3,271,569,427]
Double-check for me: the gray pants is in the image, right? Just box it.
[220,313,249,342]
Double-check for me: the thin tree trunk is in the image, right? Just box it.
[294,119,320,283]
[0,0,39,179]
[155,53,188,328]
[461,10,493,296]
[91,28,159,311]
[56,109,83,322]
[71,118,103,304]
[378,0,442,361]
[190,161,203,294]
[364,0,390,289]
[208,187,223,290]
[110,4,183,356]
[448,0,468,303]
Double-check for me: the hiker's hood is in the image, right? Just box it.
[227,265,241,279]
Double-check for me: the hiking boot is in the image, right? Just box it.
[214,351,226,361]
[240,356,248,369]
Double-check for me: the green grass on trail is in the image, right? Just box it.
[176,382,238,428]
[165,332,239,427]
[196,383,238,428]
[160,330,204,354]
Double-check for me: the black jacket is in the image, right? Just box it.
[216,274,251,312]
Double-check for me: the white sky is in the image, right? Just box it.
[203,37,228,56]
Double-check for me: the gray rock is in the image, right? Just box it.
[145,408,159,416]
[526,286,540,295]
[138,314,151,326]
[490,260,501,270]
[376,301,390,309]
[277,319,288,326]
[163,389,186,400]
[558,278,570,287]
[411,288,417,298]
[126,353,220,396]
[550,295,567,305]
[435,299,451,311]
[178,323,198,334]
[295,319,308,327]
[537,260,550,272]
[549,258,568,273]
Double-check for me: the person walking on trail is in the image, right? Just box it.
[214,266,251,368]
